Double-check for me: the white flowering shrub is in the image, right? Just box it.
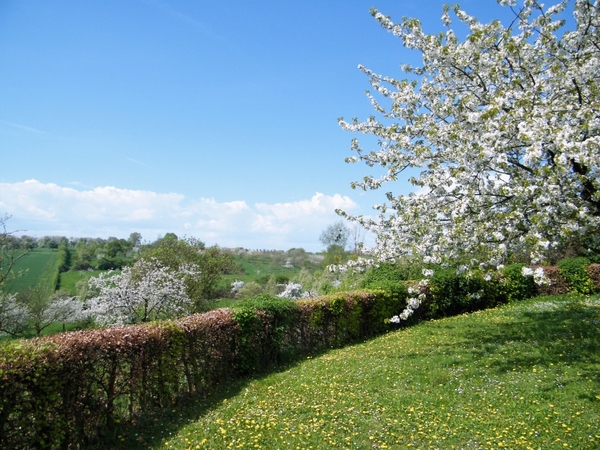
[231,280,245,295]
[522,266,550,285]
[86,257,194,326]
[27,291,85,336]
[339,0,600,276]
[0,293,27,336]
[277,282,306,299]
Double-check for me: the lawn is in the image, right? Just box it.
[112,294,599,449]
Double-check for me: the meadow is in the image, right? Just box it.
[59,269,107,295]
[3,248,57,295]
[101,293,600,450]
[224,251,321,285]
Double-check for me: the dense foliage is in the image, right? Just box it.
[1,260,599,447]
[557,256,596,294]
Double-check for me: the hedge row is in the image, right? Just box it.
[0,290,404,449]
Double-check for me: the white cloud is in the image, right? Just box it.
[0,180,359,251]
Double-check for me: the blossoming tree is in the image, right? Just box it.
[277,281,306,299]
[86,257,195,326]
[0,293,27,336]
[338,0,599,272]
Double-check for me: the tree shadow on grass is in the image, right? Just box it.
[90,345,349,449]
[454,297,600,382]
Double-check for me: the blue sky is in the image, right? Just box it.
[1,0,516,251]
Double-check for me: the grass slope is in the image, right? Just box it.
[3,248,58,295]
[114,294,599,450]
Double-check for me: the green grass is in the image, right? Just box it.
[3,248,58,295]
[106,294,599,449]
[59,269,105,295]
[225,254,308,284]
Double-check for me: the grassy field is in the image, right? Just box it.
[3,248,58,295]
[112,294,599,449]
[225,253,320,285]
[59,269,106,295]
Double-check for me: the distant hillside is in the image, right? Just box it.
[5,246,326,298]
[226,250,322,284]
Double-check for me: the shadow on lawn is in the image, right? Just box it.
[458,296,600,377]
[91,348,340,449]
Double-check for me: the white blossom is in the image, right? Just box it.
[0,293,27,336]
[522,267,534,277]
[339,0,600,322]
[533,267,550,285]
[422,268,434,277]
[86,257,194,326]
[231,280,245,294]
[277,282,305,299]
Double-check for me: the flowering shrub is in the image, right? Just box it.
[230,279,245,295]
[277,281,307,299]
[0,293,27,336]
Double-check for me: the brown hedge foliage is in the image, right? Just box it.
[0,292,399,449]
[585,264,600,291]
[176,308,239,392]
[0,310,241,449]
[534,266,569,296]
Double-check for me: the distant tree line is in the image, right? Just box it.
[1,223,236,336]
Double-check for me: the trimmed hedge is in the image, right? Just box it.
[0,290,401,449]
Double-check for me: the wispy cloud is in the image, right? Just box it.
[125,156,154,169]
[143,0,213,35]
[0,120,45,134]
[0,180,359,250]
[142,0,234,49]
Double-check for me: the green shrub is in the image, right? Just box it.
[361,279,408,326]
[589,253,600,264]
[365,283,408,329]
[274,274,290,285]
[424,269,502,319]
[501,263,537,301]
[56,243,70,273]
[360,262,420,287]
[557,257,595,295]
[95,256,129,270]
